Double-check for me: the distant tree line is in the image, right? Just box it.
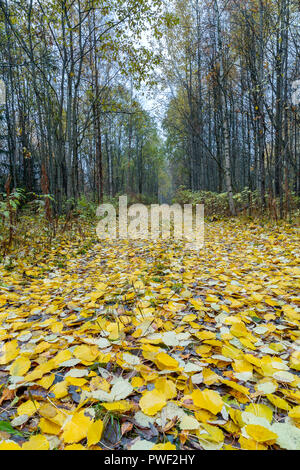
[0,0,171,212]
[162,0,300,216]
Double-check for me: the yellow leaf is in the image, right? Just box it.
[50,380,68,399]
[62,410,92,444]
[245,404,273,423]
[221,344,243,360]
[231,322,248,338]
[140,390,167,416]
[191,389,224,415]
[39,403,58,419]
[266,394,291,411]
[17,400,40,417]
[9,356,31,377]
[155,353,179,371]
[245,424,278,443]
[154,378,177,399]
[22,435,50,450]
[87,420,104,447]
[0,340,19,365]
[37,374,55,389]
[152,442,176,450]
[0,441,21,450]
[65,444,86,450]
[53,350,72,367]
[203,368,220,385]
[198,423,224,443]
[131,377,144,388]
[239,436,267,450]
[73,345,99,363]
[221,379,249,395]
[39,418,61,435]
[289,406,300,419]
[102,401,132,413]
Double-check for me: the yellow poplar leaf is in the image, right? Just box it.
[273,371,296,384]
[290,351,300,371]
[90,291,105,301]
[229,409,244,427]
[154,378,177,399]
[152,443,176,450]
[233,359,253,374]
[23,359,56,383]
[0,340,19,365]
[9,356,31,377]
[142,344,160,362]
[191,389,224,415]
[196,345,212,356]
[203,368,220,385]
[39,418,61,435]
[102,401,132,413]
[245,424,278,443]
[17,400,40,417]
[155,353,179,371]
[289,406,300,419]
[131,377,144,388]
[37,374,55,389]
[34,341,51,355]
[50,322,63,334]
[223,421,240,435]
[244,354,261,368]
[190,299,204,310]
[266,394,291,411]
[73,345,99,363]
[22,435,50,450]
[182,314,197,323]
[39,403,58,419]
[65,377,87,387]
[0,441,21,450]
[255,380,277,395]
[107,322,123,340]
[87,420,104,447]
[140,390,167,416]
[206,295,219,303]
[231,322,248,338]
[195,409,215,423]
[48,409,69,427]
[221,379,249,396]
[199,423,224,443]
[251,294,264,303]
[239,436,267,451]
[239,337,257,350]
[221,344,243,360]
[245,404,273,423]
[180,415,200,430]
[62,410,92,444]
[196,331,216,341]
[53,349,72,367]
[50,381,68,399]
[65,444,86,450]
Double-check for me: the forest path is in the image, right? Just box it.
[0,220,299,450]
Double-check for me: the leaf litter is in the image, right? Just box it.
[0,220,299,450]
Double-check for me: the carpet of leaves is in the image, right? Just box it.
[0,219,299,450]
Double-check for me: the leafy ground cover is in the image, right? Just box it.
[0,219,299,450]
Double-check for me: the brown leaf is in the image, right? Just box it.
[0,388,15,406]
[121,422,133,436]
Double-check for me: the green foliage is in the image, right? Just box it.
[74,196,98,220]
[173,187,300,219]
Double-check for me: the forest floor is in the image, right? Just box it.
[0,218,299,450]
